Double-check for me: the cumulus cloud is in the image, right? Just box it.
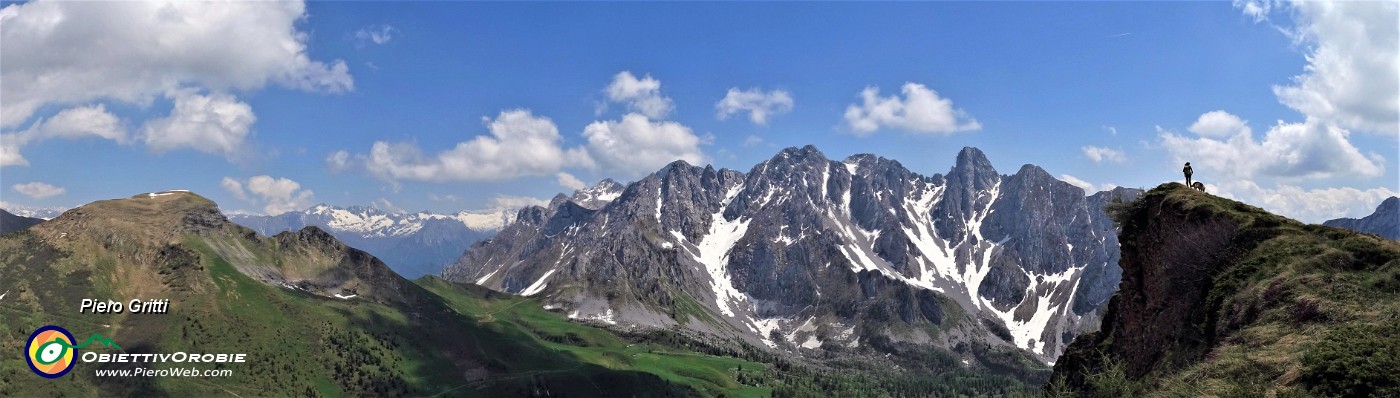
[220,177,250,202]
[1081,146,1126,164]
[603,71,673,119]
[1160,111,1382,181]
[0,0,352,128]
[1060,174,1096,193]
[715,88,794,125]
[12,182,65,199]
[222,175,315,215]
[583,113,708,173]
[362,109,593,183]
[1238,1,1399,135]
[489,195,549,210]
[843,83,981,135]
[1188,110,1250,138]
[1,104,127,167]
[1059,175,1118,195]
[142,90,255,158]
[556,172,587,191]
[372,198,404,214]
[428,193,460,203]
[742,135,766,148]
[355,24,398,45]
[326,150,352,173]
[1211,179,1398,223]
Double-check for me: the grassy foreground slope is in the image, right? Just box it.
[0,191,1046,397]
[0,192,695,397]
[1048,183,1400,397]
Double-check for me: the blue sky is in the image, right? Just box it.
[1,1,1396,222]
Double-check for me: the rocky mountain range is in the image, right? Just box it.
[1324,196,1398,240]
[444,145,1141,361]
[0,203,67,220]
[0,208,43,234]
[229,204,517,278]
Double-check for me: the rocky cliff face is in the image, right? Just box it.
[445,145,1137,361]
[1050,184,1400,397]
[1324,196,1398,240]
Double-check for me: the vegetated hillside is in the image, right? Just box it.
[1324,196,1398,240]
[0,209,43,234]
[0,191,699,397]
[0,190,1044,397]
[1048,183,1400,397]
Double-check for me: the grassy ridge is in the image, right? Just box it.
[1051,183,1400,397]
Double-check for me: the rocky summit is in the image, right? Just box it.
[1324,196,1399,240]
[444,145,1141,361]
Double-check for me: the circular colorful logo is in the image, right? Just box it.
[26,325,76,379]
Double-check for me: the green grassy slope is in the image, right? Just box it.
[0,193,693,397]
[1,191,1051,397]
[1048,183,1400,397]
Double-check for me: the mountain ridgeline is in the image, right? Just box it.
[445,145,1142,362]
[1049,184,1400,397]
[229,205,513,278]
[0,191,710,396]
[1323,196,1399,240]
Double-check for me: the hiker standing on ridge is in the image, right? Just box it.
[1183,162,1193,186]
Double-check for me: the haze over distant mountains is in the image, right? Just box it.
[228,205,517,278]
[446,145,1141,361]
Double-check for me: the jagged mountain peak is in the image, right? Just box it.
[447,145,1137,361]
[1323,195,1399,240]
[953,146,994,170]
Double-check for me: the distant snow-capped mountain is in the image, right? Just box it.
[229,204,521,278]
[0,203,69,220]
[445,145,1140,362]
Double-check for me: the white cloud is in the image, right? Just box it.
[1081,146,1126,164]
[355,24,397,45]
[1188,110,1250,138]
[556,172,586,191]
[604,71,673,119]
[715,88,794,125]
[141,89,255,158]
[428,193,460,203]
[220,177,250,202]
[1160,111,1382,181]
[1211,179,1398,223]
[221,175,315,215]
[583,113,708,173]
[1,104,127,167]
[742,135,766,148]
[1060,174,1096,193]
[489,195,549,210]
[0,141,25,167]
[372,198,404,214]
[1240,1,1399,135]
[12,182,65,199]
[326,150,352,173]
[843,82,981,136]
[0,0,351,128]
[362,109,593,183]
